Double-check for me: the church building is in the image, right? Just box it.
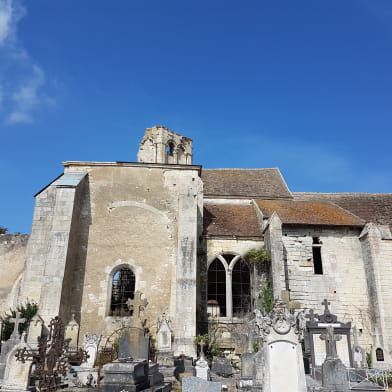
[1,125,391,367]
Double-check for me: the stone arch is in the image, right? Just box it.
[107,264,136,317]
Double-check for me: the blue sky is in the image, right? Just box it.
[0,0,391,234]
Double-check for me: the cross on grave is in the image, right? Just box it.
[126,290,148,318]
[280,290,301,310]
[320,325,342,360]
[305,309,319,324]
[15,316,88,392]
[10,311,26,339]
[321,299,331,314]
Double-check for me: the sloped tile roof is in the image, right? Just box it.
[294,193,392,228]
[255,199,364,226]
[204,204,262,237]
[201,168,292,199]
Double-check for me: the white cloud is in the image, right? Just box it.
[0,0,54,125]
[0,0,13,45]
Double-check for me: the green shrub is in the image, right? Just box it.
[243,248,271,265]
[261,279,274,313]
[194,334,221,361]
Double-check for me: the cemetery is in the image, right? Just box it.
[0,297,390,391]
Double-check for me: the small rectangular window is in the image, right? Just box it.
[312,237,323,275]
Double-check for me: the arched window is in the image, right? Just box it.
[232,260,251,316]
[207,253,252,318]
[208,259,227,317]
[166,141,175,157]
[376,347,384,362]
[110,267,135,316]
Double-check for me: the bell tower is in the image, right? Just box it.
[137,125,193,164]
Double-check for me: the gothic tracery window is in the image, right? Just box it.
[110,267,136,316]
[207,253,251,318]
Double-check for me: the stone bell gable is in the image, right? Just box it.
[137,125,193,165]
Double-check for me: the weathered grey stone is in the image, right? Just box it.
[182,376,221,392]
[211,357,232,377]
[241,352,255,379]
[321,358,348,391]
[100,359,149,392]
[118,327,149,360]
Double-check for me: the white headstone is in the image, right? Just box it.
[156,311,173,352]
[195,354,210,380]
[81,333,102,368]
[255,301,307,392]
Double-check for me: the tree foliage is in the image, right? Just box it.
[0,226,7,234]
[243,247,271,265]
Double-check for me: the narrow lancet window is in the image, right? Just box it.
[110,268,135,316]
[312,237,323,275]
[376,348,384,361]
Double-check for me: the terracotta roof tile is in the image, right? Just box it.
[201,168,292,199]
[294,193,392,229]
[204,204,262,237]
[255,199,364,226]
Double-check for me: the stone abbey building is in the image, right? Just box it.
[1,126,391,366]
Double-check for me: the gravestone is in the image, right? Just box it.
[1,340,32,391]
[320,326,348,391]
[211,356,232,377]
[157,310,173,352]
[156,309,175,368]
[352,326,367,369]
[26,314,44,347]
[118,327,149,360]
[64,314,79,347]
[254,300,307,392]
[100,359,149,392]
[182,376,222,392]
[76,333,102,386]
[306,299,353,370]
[195,342,210,380]
[0,312,26,380]
[81,333,101,368]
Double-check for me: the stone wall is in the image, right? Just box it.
[0,234,28,314]
[61,162,201,356]
[282,226,372,349]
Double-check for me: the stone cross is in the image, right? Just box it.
[126,291,148,319]
[321,299,331,315]
[320,325,342,360]
[281,290,301,310]
[10,312,26,339]
[305,309,319,324]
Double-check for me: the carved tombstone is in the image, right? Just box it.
[65,314,79,348]
[195,343,210,381]
[156,311,173,352]
[81,334,102,368]
[254,300,307,392]
[27,314,45,347]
